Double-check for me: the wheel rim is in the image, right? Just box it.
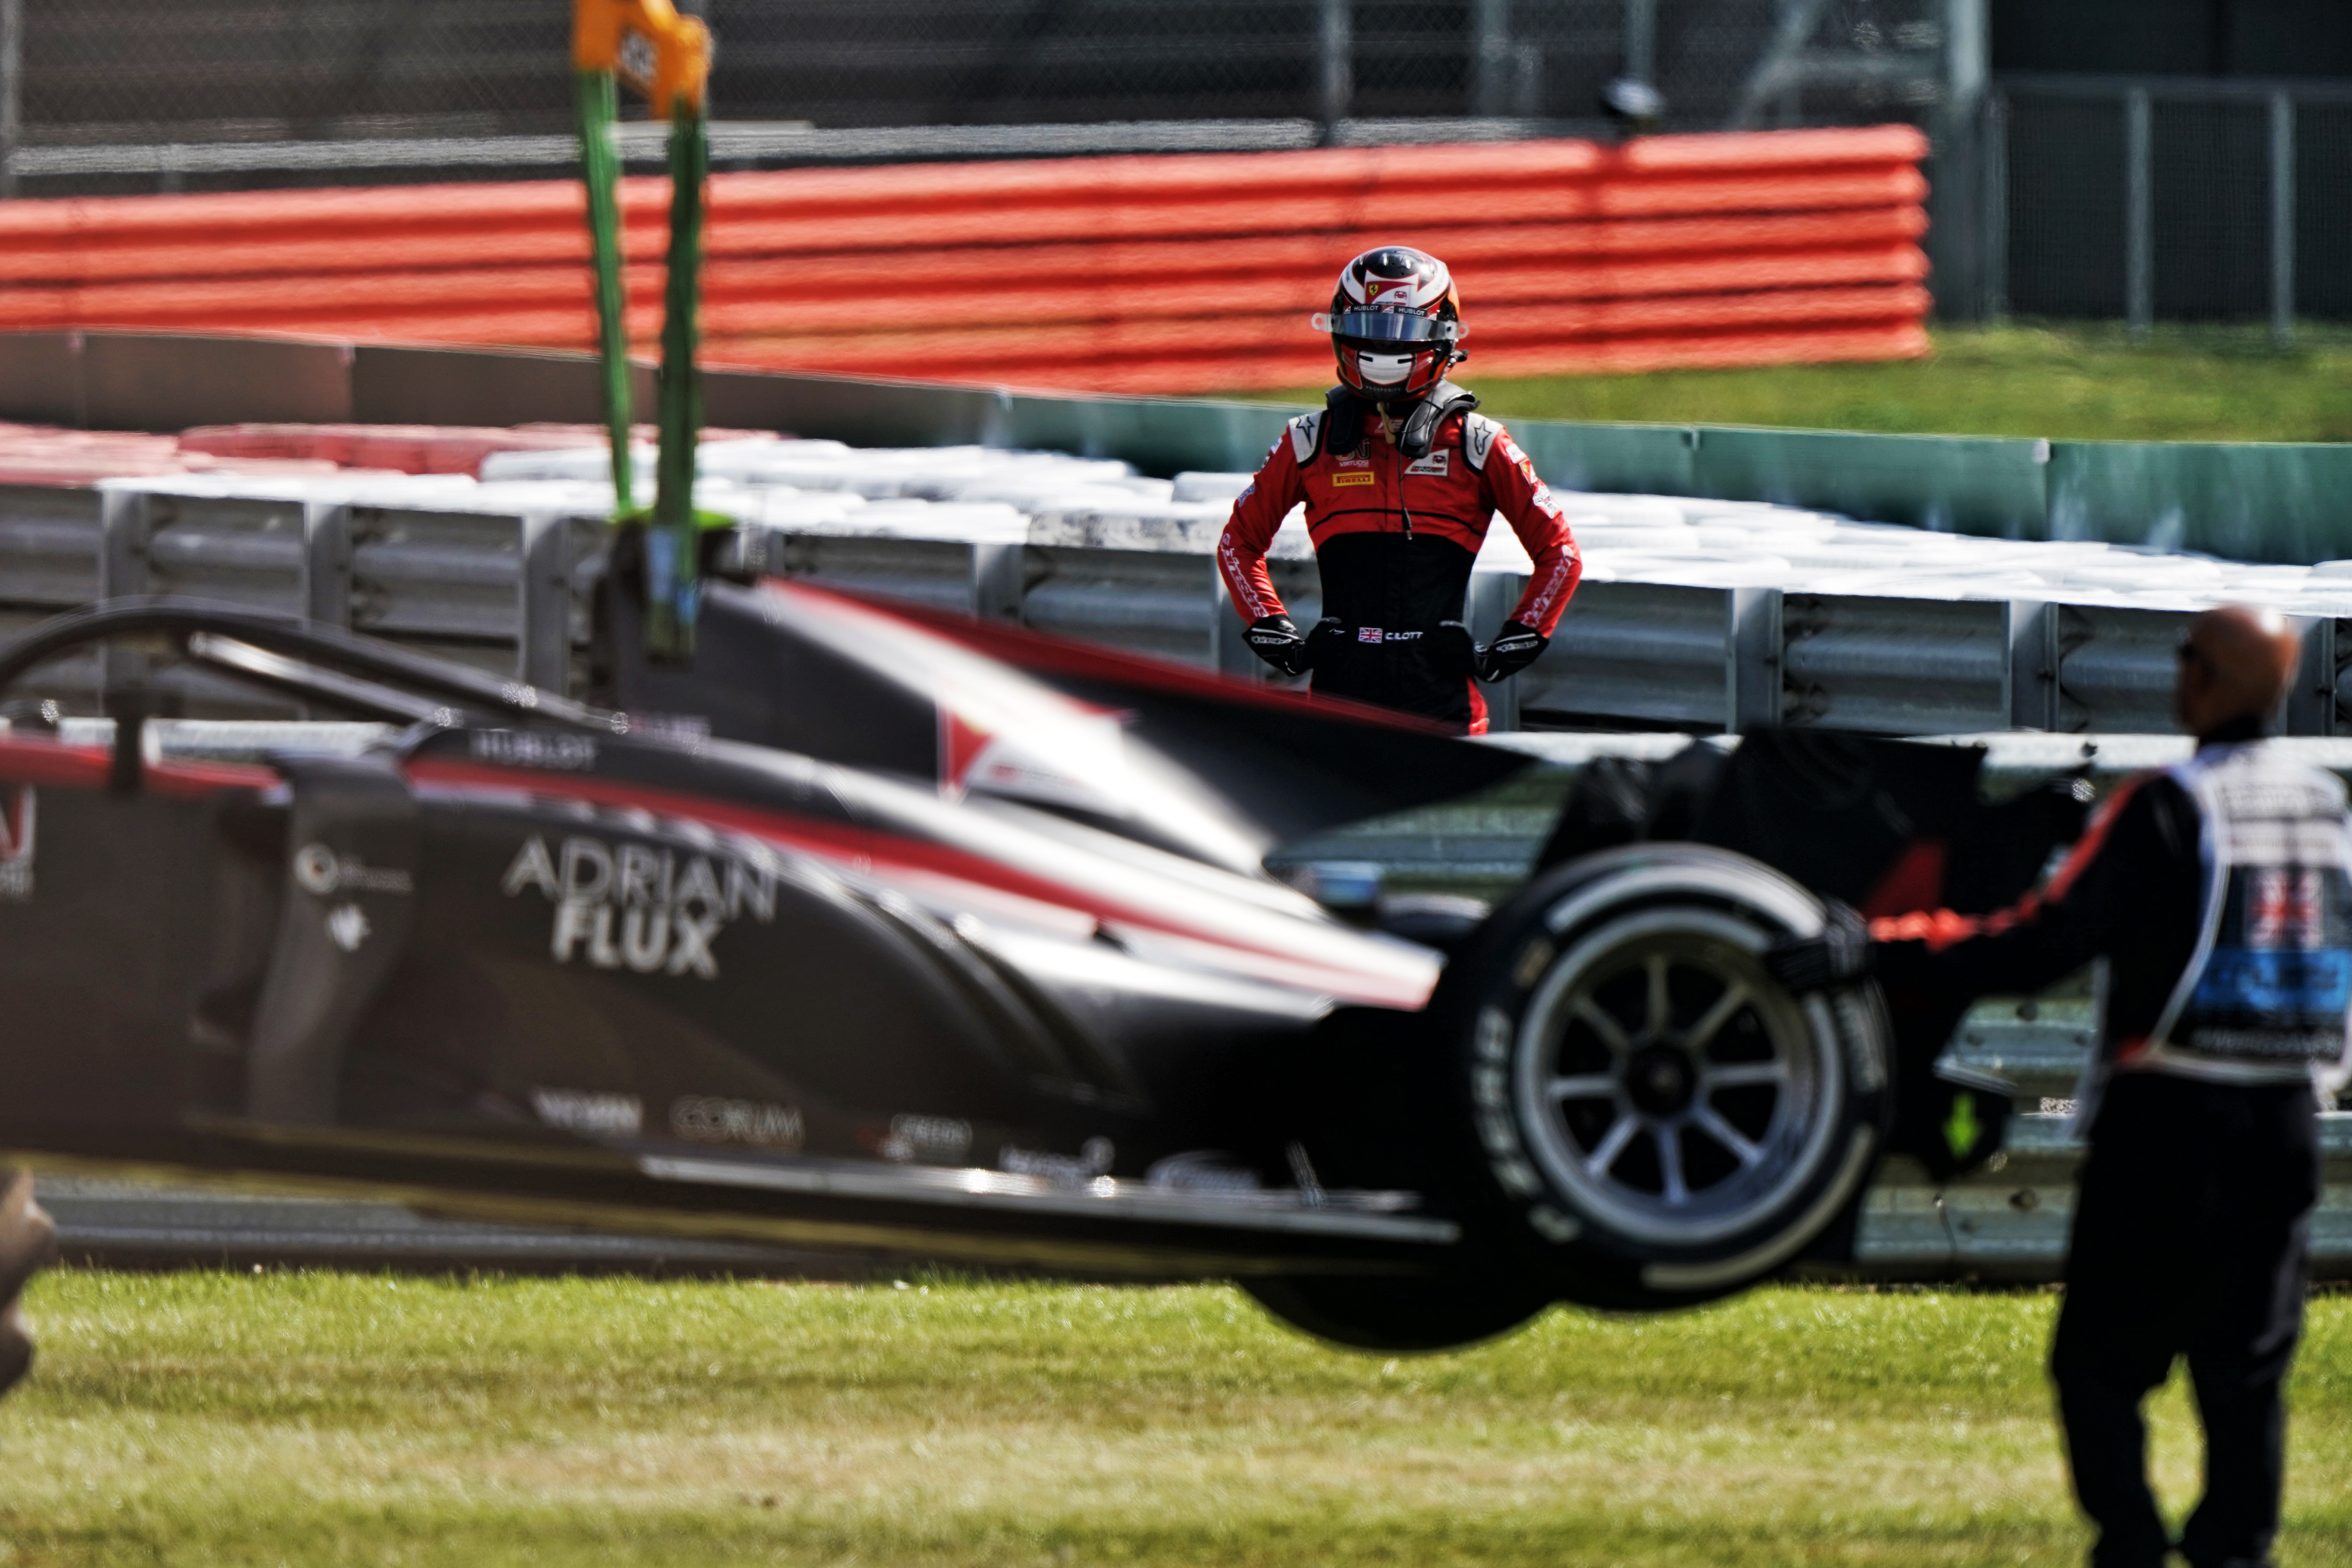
[1513,907,1842,1248]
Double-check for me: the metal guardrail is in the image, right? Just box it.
[10,477,2352,740]
[1844,1112,2352,1281]
[0,482,600,701]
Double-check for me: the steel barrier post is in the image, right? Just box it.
[294,499,354,720]
[1726,586,1782,733]
[971,543,1025,622]
[2005,599,2057,731]
[517,513,573,694]
[2125,87,2152,341]
[2270,90,2295,349]
[1982,88,2008,319]
[2327,618,2349,737]
[1929,0,1989,321]
[96,491,152,603]
[1468,570,1526,731]
[1483,669,1521,733]
[96,490,155,702]
[0,0,20,201]
[299,503,352,630]
[2287,616,2335,737]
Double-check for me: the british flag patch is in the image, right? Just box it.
[2249,867,2326,949]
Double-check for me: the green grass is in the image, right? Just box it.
[2,1274,2349,1566]
[1254,321,2352,445]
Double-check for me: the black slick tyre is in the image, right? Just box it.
[1436,845,1891,1310]
[1242,1263,1555,1353]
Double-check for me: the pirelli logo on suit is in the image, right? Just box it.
[1328,471,1376,488]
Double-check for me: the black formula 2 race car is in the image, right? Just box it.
[0,532,2078,1374]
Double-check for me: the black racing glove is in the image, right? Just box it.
[1428,621,1478,680]
[1478,620,1548,682]
[1244,614,1310,676]
[1762,900,1873,994]
[1302,617,1349,672]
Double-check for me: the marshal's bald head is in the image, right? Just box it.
[2175,604,2302,740]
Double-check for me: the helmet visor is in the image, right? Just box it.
[1312,309,1457,345]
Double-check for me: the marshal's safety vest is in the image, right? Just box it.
[2134,741,2352,1083]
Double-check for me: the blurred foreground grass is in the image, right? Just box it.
[1,1272,2348,1567]
[1258,322,2352,445]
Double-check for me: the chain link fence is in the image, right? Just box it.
[15,2,575,145]
[1995,76,2352,329]
[2306,102,2352,321]
[23,5,2345,336]
[0,0,1954,194]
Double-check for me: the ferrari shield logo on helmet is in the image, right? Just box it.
[0,786,32,903]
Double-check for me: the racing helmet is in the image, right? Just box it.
[1313,246,1465,403]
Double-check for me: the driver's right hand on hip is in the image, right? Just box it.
[1244,614,1311,676]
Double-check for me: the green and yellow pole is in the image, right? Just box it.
[573,0,713,664]
[573,64,633,510]
[643,92,709,665]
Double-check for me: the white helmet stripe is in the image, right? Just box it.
[1335,249,1452,310]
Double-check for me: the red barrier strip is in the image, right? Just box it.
[0,128,1932,392]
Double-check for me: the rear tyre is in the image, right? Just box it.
[0,1305,30,1398]
[1243,1265,1554,1353]
[1438,845,1891,1310]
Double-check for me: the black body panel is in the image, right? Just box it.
[0,593,1467,1276]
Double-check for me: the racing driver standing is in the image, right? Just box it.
[1217,247,1581,731]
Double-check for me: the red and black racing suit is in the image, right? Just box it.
[1216,392,1580,732]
